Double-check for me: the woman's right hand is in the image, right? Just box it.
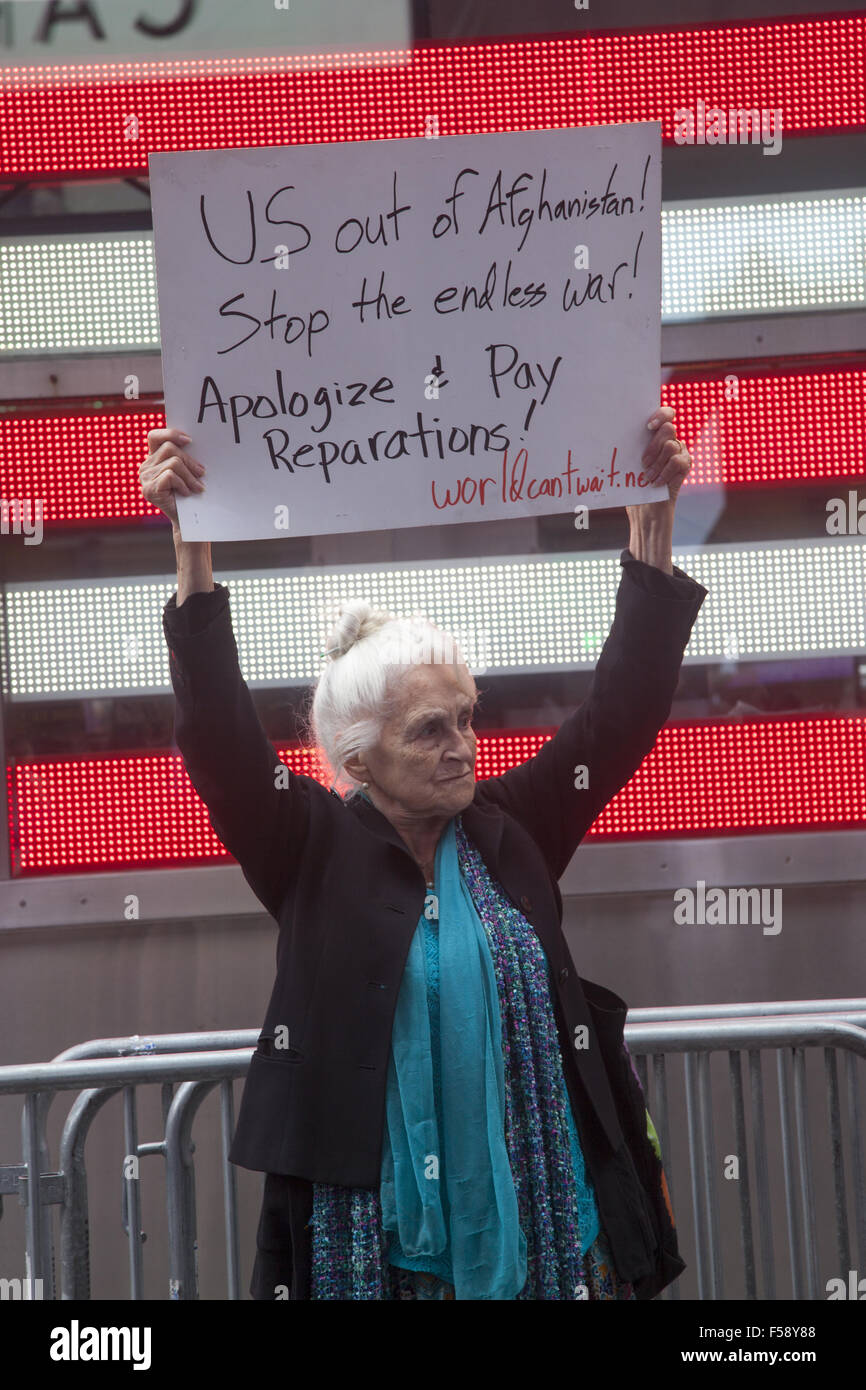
[141,427,206,527]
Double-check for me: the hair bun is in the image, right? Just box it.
[323,597,393,659]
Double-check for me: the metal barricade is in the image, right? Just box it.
[626,1002,866,1301]
[0,1003,864,1299]
[0,1033,256,1300]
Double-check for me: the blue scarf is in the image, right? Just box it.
[378,815,528,1300]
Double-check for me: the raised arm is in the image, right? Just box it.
[143,428,311,919]
[475,406,706,880]
[475,548,706,880]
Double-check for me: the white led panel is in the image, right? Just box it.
[663,191,866,320]
[2,539,863,701]
[0,235,158,353]
[2,192,863,354]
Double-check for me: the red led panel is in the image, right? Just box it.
[4,368,864,527]
[659,369,866,491]
[0,18,864,181]
[593,716,866,838]
[8,715,866,876]
[0,409,165,526]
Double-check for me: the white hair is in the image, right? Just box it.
[305,597,468,795]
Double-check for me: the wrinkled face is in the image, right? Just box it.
[360,659,478,819]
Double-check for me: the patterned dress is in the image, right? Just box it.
[309,817,635,1300]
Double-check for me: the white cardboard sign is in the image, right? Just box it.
[149,122,665,542]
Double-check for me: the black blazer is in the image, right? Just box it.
[163,548,707,1298]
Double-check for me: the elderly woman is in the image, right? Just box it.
[142,408,707,1301]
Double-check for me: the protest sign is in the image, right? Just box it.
[149,121,665,541]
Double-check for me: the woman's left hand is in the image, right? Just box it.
[626,406,692,521]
